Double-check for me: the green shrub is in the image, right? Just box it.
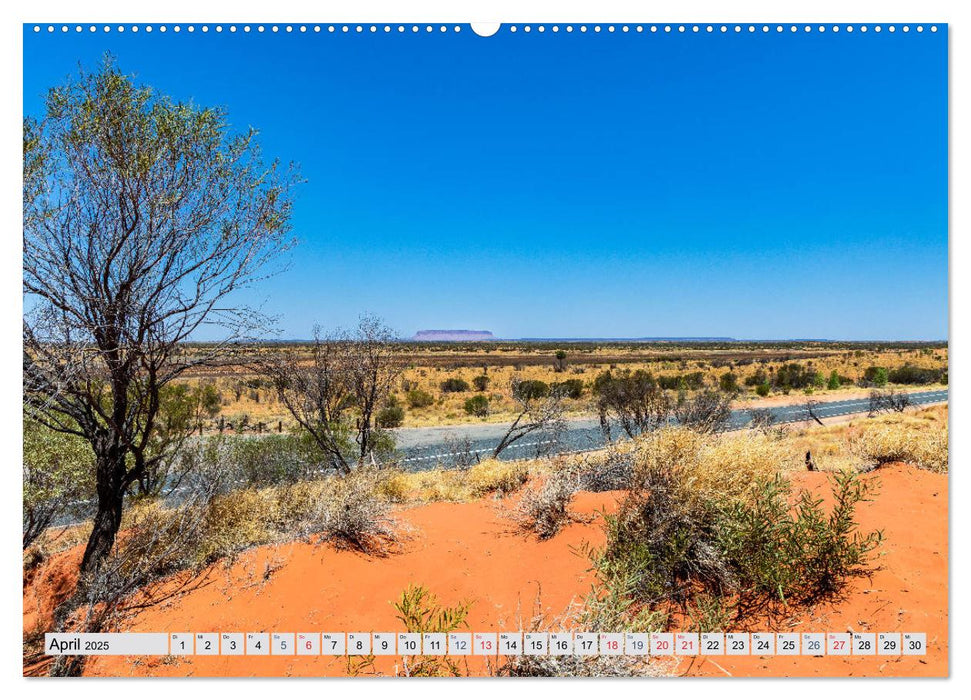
[440,377,470,393]
[23,419,95,549]
[590,443,882,626]
[406,388,435,408]
[554,378,584,399]
[863,366,889,387]
[514,379,549,400]
[376,400,405,428]
[755,383,771,397]
[719,372,739,394]
[463,394,490,417]
[827,370,841,390]
[774,363,818,391]
[472,374,490,392]
[888,364,943,385]
[230,433,322,486]
[717,472,882,605]
[744,369,768,387]
[392,585,471,676]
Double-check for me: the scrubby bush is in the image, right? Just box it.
[376,398,406,428]
[755,382,771,397]
[291,470,398,551]
[716,472,883,606]
[744,369,768,387]
[888,364,943,385]
[378,460,530,503]
[827,370,841,390]
[196,489,278,563]
[440,377,470,393]
[592,440,882,624]
[595,370,670,438]
[554,378,584,399]
[673,390,732,434]
[862,366,889,387]
[472,374,490,392]
[658,372,706,391]
[406,388,435,409]
[515,473,577,539]
[868,389,910,414]
[23,419,95,550]
[392,584,471,676]
[464,394,490,417]
[774,363,818,391]
[513,379,550,400]
[227,433,323,486]
[719,372,739,394]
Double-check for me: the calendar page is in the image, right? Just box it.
[21,16,948,680]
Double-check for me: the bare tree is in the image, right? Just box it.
[22,59,297,574]
[594,370,671,440]
[673,390,733,434]
[264,316,403,474]
[868,389,911,415]
[492,378,567,459]
[804,400,826,426]
[748,407,777,433]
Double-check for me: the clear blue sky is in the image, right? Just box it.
[23,25,948,340]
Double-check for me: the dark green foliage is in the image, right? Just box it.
[376,398,405,428]
[773,363,818,391]
[744,369,768,387]
[406,388,435,408]
[658,372,706,391]
[718,471,882,608]
[228,433,327,486]
[827,370,841,390]
[440,377,471,393]
[472,375,490,392]
[553,378,585,399]
[755,383,771,397]
[463,394,490,418]
[673,390,732,433]
[719,372,739,394]
[862,366,889,387]
[887,364,943,385]
[593,465,882,625]
[593,370,670,438]
[513,379,550,401]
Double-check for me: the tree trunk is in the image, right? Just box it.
[80,448,127,574]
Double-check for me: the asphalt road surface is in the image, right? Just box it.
[394,389,949,470]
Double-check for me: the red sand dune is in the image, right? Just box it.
[23,463,946,677]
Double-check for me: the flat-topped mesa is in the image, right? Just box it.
[413,330,495,342]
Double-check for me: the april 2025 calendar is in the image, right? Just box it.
[45,631,928,657]
[22,15,949,680]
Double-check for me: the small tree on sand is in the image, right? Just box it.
[22,58,297,575]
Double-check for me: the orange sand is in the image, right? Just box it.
[24,464,946,678]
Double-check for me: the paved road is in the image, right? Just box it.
[394,389,948,470]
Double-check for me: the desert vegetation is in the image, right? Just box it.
[22,60,948,679]
[158,343,947,432]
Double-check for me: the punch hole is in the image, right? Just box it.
[473,24,499,36]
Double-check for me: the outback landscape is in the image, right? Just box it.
[22,27,948,680]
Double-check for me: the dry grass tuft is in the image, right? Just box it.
[380,460,533,503]
[852,412,948,473]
